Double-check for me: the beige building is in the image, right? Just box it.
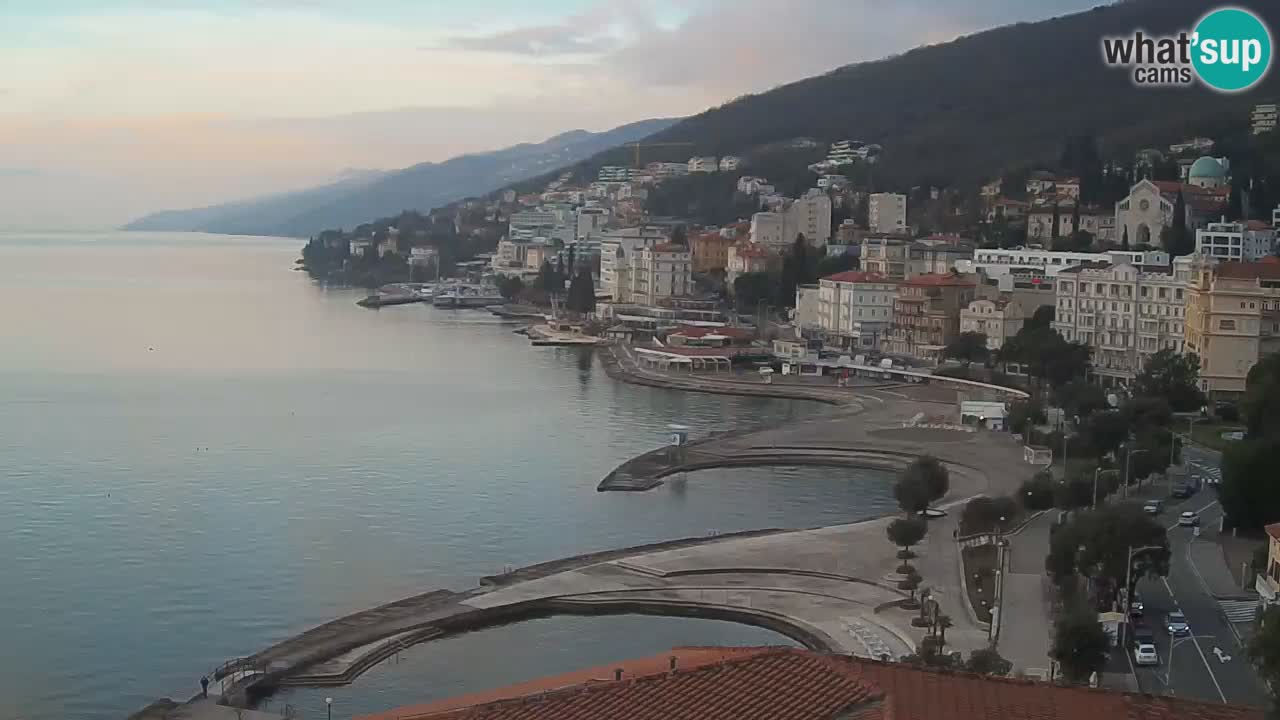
[815,271,899,350]
[860,235,909,279]
[787,189,833,244]
[689,231,735,273]
[887,273,978,361]
[909,237,973,275]
[1184,259,1280,400]
[630,243,692,305]
[1053,260,1193,384]
[726,242,776,284]
[869,192,907,234]
[959,297,1026,351]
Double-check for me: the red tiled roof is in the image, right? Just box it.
[1266,523,1280,541]
[823,271,896,284]
[360,648,1263,720]
[734,243,772,258]
[902,273,976,287]
[1215,261,1280,281]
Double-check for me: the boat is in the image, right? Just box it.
[432,285,504,308]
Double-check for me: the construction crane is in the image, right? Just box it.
[622,141,695,169]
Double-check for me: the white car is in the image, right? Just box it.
[1143,501,1162,515]
[1134,642,1159,666]
[1179,511,1200,527]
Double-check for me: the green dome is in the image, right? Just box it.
[1189,156,1227,179]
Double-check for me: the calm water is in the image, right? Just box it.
[0,232,895,720]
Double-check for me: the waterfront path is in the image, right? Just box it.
[1000,511,1056,678]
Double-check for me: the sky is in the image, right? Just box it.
[0,0,1103,230]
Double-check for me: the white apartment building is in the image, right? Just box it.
[687,156,719,173]
[1274,203,1280,230]
[1196,219,1277,262]
[787,189,833,244]
[631,243,692,304]
[738,176,767,195]
[600,226,669,300]
[959,298,1025,351]
[815,271,899,349]
[868,193,907,234]
[960,248,1171,285]
[827,140,861,166]
[647,162,690,179]
[1253,103,1278,135]
[598,166,636,182]
[750,212,787,248]
[575,206,610,243]
[1053,260,1193,383]
[719,156,743,171]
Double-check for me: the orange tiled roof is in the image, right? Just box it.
[359,648,1263,720]
[902,273,976,287]
[1215,261,1280,281]
[650,242,688,253]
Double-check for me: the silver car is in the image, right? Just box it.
[1167,610,1190,636]
[1134,642,1159,666]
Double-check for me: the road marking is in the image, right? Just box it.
[1162,576,1228,703]
[1219,600,1258,624]
[1165,500,1219,532]
[1214,647,1233,663]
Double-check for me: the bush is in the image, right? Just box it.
[960,496,1020,534]
[966,646,1013,676]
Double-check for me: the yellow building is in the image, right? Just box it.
[1184,258,1280,400]
[689,231,735,274]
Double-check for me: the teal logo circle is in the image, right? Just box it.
[1192,7,1272,92]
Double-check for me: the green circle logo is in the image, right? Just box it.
[1192,7,1272,92]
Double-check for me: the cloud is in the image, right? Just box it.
[448,25,620,56]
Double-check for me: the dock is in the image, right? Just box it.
[526,324,604,347]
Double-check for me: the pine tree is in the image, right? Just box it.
[1051,202,1061,241]
[1120,225,1130,251]
[1228,184,1244,222]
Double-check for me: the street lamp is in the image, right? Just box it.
[1122,448,1149,499]
[326,697,333,720]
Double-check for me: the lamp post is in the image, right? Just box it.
[1163,634,1215,697]
[326,697,333,720]
[1122,447,1149,499]
[1092,467,1103,508]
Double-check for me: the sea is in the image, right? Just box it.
[0,232,896,720]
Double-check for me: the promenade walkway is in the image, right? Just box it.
[999,511,1055,678]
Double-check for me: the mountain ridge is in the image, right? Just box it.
[123,118,678,237]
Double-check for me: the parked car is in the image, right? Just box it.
[1167,610,1190,636]
[1171,485,1194,499]
[1179,511,1200,527]
[1134,642,1160,666]
[1143,500,1163,515]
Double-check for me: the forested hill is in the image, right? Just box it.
[546,0,1280,191]
[123,118,677,238]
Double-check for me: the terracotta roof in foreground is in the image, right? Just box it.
[357,648,1263,720]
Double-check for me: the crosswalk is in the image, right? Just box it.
[1219,599,1258,624]
[1188,461,1222,485]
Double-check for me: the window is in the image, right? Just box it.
[1220,319,1236,330]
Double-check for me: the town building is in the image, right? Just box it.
[986,197,1029,222]
[859,234,909,279]
[887,273,978,361]
[749,211,786,248]
[1184,259,1280,400]
[1055,178,1081,200]
[599,226,669,301]
[719,155,743,171]
[1274,203,1280,230]
[1026,170,1057,196]
[689,231,734,273]
[348,238,372,258]
[981,178,1003,200]
[960,297,1026,351]
[737,176,768,195]
[1054,260,1193,384]
[1187,156,1230,190]
[815,271,898,349]
[575,206,610,243]
[597,166,636,182]
[794,284,822,332]
[1170,137,1216,155]
[726,242,775,284]
[827,139,863,166]
[647,162,689,179]
[1196,219,1277,262]
[868,192,907,234]
[687,156,719,173]
[787,189,833,244]
[1115,180,1227,247]
[959,248,1170,286]
[357,646,1263,720]
[408,246,438,268]
[1258,523,1280,608]
[629,243,692,305]
[1253,102,1278,135]
[909,236,974,275]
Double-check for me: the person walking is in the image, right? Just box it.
[200,675,209,699]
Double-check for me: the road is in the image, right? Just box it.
[1122,449,1268,708]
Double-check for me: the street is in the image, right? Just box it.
[1120,450,1269,707]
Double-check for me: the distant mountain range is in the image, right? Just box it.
[123,118,678,238]
[550,0,1280,192]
